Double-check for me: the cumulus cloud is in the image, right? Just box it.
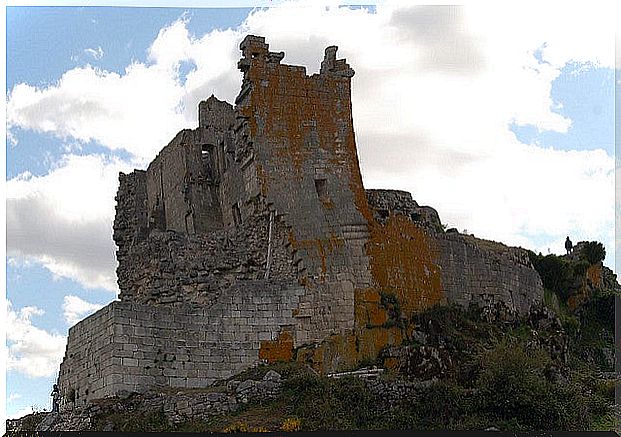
[388,5,485,74]
[5,1,618,289]
[7,62,187,163]
[5,300,66,378]
[62,295,105,325]
[84,46,104,60]
[6,154,133,292]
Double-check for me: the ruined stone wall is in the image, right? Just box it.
[58,282,306,410]
[236,36,373,347]
[66,37,548,408]
[366,189,543,316]
[145,130,220,235]
[116,204,297,305]
[114,171,148,294]
[435,233,543,315]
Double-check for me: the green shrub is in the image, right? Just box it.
[472,340,591,430]
[528,252,574,301]
[581,289,615,331]
[380,291,403,328]
[581,242,605,265]
[415,380,472,429]
[282,374,382,430]
[572,259,590,276]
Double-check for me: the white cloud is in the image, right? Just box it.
[5,300,66,378]
[148,16,192,70]
[5,1,618,290]
[6,154,133,292]
[62,295,105,325]
[8,393,22,402]
[7,406,34,420]
[7,60,188,163]
[84,46,104,60]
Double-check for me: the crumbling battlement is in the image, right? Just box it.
[58,36,544,409]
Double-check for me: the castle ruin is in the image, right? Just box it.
[56,36,543,410]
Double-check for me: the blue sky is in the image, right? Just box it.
[511,62,615,156]
[4,2,618,422]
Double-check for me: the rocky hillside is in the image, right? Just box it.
[6,241,618,433]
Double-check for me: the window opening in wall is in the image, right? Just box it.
[202,144,213,180]
[232,203,242,227]
[314,178,327,200]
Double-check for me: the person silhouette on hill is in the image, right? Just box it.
[51,384,60,413]
[565,236,573,255]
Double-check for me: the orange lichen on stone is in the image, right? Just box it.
[569,263,603,310]
[297,333,358,374]
[255,163,269,196]
[245,61,345,179]
[356,326,403,363]
[384,357,399,371]
[259,331,294,363]
[367,305,389,327]
[587,263,602,288]
[288,233,344,277]
[332,76,444,317]
[355,288,387,327]
[366,215,445,317]
[238,38,444,374]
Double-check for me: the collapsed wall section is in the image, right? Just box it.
[115,206,297,305]
[58,282,305,410]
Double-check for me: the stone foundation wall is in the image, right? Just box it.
[436,233,543,315]
[57,304,117,411]
[58,281,306,410]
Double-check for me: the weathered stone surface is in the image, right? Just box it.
[56,35,545,412]
[57,285,300,410]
